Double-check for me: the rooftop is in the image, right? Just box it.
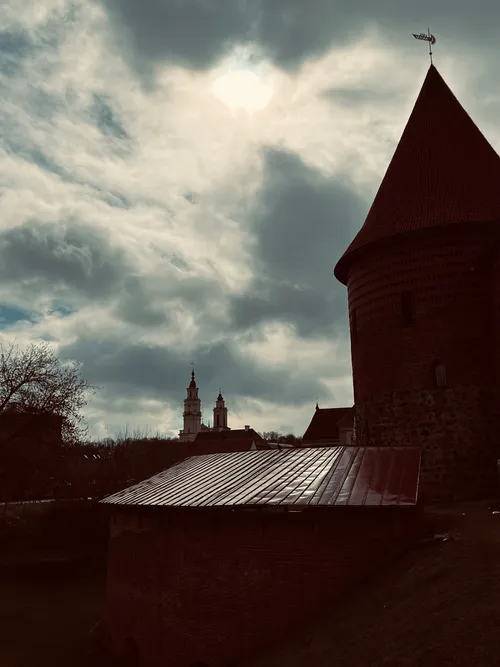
[100,446,421,509]
[334,64,500,284]
[302,407,351,443]
[192,428,268,454]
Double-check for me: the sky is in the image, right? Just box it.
[1,0,500,440]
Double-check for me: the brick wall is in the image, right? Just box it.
[345,224,500,500]
[104,506,419,667]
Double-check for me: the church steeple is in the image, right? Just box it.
[335,64,500,284]
[213,389,229,431]
[179,368,202,442]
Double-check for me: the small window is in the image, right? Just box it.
[351,308,358,343]
[432,361,447,388]
[401,291,415,326]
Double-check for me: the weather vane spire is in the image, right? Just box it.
[412,28,436,64]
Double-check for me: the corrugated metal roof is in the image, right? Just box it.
[101,446,420,508]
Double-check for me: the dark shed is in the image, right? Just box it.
[101,446,421,666]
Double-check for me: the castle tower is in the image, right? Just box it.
[212,391,229,431]
[334,64,500,500]
[179,370,202,442]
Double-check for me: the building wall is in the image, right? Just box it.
[105,506,419,667]
[339,427,353,446]
[346,224,500,500]
[302,438,340,448]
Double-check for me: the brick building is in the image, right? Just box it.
[101,446,421,667]
[334,64,500,500]
[302,405,354,446]
[0,404,64,500]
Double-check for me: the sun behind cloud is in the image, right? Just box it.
[211,67,274,113]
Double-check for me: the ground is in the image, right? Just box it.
[0,559,105,667]
[0,500,107,667]
[244,502,500,667]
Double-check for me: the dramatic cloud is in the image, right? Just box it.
[99,0,500,76]
[229,148,363,338]
[1,0,499,438]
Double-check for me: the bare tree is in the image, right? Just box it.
[0,340,99,446]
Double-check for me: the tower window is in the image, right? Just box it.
[401,291,415,326]
[432,361,447,388]
[351,308,358,343]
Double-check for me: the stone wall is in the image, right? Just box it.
[354,387,498,501]
[104,506,419,667]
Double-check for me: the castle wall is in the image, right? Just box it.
[104,506,418,667]
[347,224,500,500]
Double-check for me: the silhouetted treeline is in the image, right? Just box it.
[1,425,304,503]
[260,431,303,446]
[0,433,189,503]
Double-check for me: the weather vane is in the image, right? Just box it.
[413,28,436,64]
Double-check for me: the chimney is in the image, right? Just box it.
[244,425,250,432]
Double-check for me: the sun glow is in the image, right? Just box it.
[211,68,274,113]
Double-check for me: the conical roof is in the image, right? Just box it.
[334,64,500,284]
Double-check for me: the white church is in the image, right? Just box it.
[178,370,231,442]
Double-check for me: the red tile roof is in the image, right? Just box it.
[101,446,421,508]
[302,407,351,444]
[334,64,500,284]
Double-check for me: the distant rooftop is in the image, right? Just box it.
[303,407,351,443]
[192,427,268,454]
[101,446,421,509]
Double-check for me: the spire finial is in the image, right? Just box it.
[412,29,436,65]
[315,399,319,411]
[191,361,195,380]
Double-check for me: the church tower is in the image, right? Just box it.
[334,64,500,500]
[212,391,229,431]
[179,370,202,442]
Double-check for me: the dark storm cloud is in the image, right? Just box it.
[229,148,366,338]
[100,0,253,79]
[0,221,128,299]
[321,87,404,107]
[99,0,500,76]
[0,30,33,77]
[0,221,213,329]
[113,277,170,327]
[60,336,332,407]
